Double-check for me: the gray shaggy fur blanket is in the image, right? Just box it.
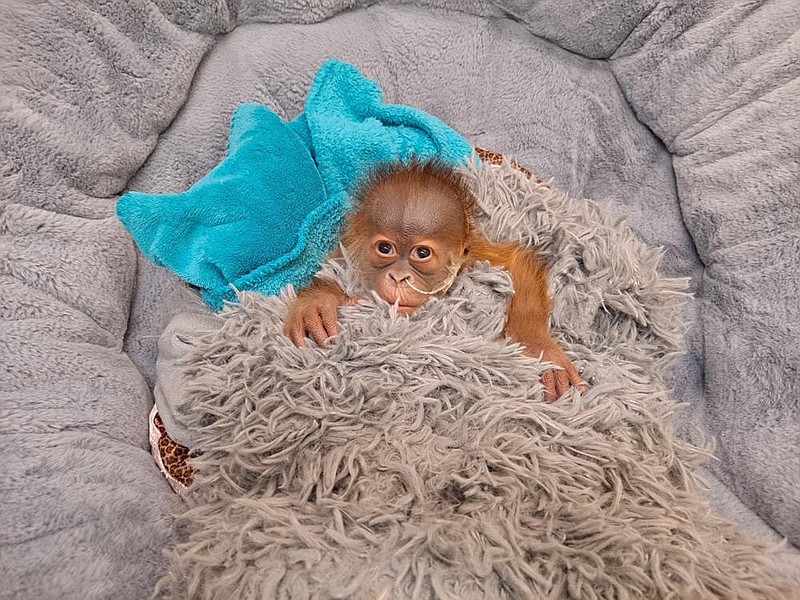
[155,161,792,599]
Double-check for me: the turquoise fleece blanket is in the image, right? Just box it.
[116,59,471,310]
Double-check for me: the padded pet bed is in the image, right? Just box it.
[1,1,798,598]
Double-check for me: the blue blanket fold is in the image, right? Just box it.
[291,59,472,199]
[116,59,471,310]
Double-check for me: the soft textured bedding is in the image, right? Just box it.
[2,1,798,598]
[152,159,793,598]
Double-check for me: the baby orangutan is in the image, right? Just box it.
[284,160,587,402]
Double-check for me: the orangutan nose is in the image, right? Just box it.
[388,271,410,286]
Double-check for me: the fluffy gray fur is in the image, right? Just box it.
[154,160,792,599]
[0,2,231,598]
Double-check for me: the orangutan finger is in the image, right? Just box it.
[284,313,307,348]
[541,370,557,403]
[305,308,330,347]
[319,303,340,343]
[565,362,588,394]
[554,369,570,399]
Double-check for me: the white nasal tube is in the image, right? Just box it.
[401,260,461,296]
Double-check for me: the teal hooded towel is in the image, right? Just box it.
[116,59,472,310]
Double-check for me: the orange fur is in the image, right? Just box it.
[467,237,552,346]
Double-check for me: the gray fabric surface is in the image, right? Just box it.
[2,0,798,598]
[0,1,233,598]
[154,289,225,448]
[612,0,800,545]
[697,467,800,590]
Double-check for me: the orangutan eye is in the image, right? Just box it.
[413,246,432,260]
[377,241,395,255]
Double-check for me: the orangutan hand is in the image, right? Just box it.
[284,281,354,347]
[523,338,588,403]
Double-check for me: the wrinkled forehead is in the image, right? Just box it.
[362,179,467,244]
